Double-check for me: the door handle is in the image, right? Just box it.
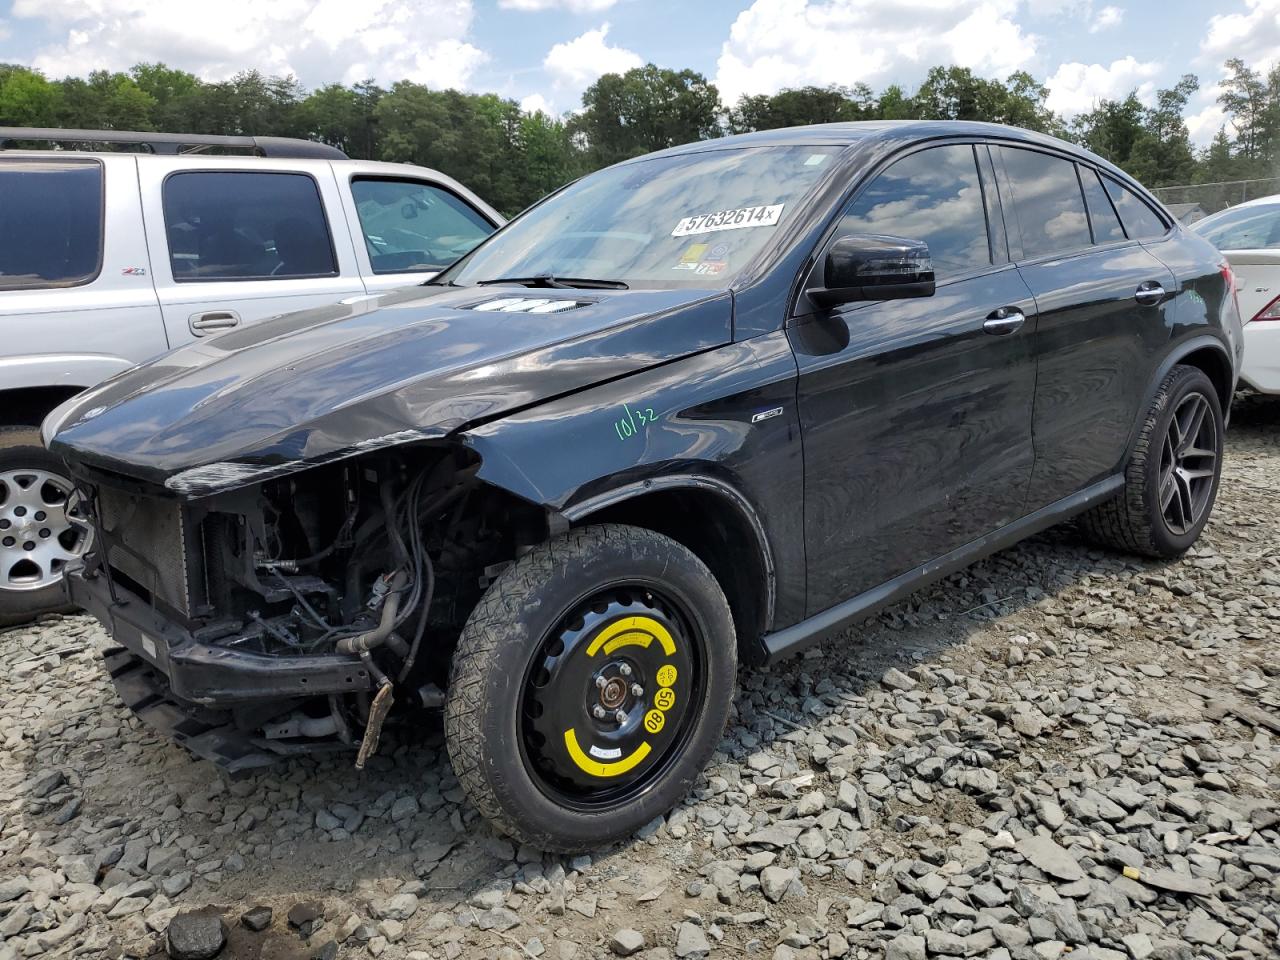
[983,306,1026,336]
[189,310,241,335]
[1135,281,1167,305]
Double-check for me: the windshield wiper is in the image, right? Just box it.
[476,274,629,290]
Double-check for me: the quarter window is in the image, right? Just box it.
[1080,168,1127,243]
[351,178,493,274]
[0,160,103,289]
[836,145,991,280]
[162,172,337,281]
[997,147,1093,259]
[1102,175,1168,240]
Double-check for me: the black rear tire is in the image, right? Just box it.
[1078,365,1223,558]
[0,427,84,627]
[444,524,736,852]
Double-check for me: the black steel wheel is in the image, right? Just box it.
[520,587,705,810]
[1079,364,1224,558]
[446,524,736,852]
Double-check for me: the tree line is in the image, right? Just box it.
[1,58,1278,216]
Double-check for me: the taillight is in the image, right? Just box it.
[1252,293,1280,322]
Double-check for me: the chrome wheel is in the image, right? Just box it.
[0,469,92,591]
[1158,392,1218,536]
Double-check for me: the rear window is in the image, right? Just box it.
[162,171,337,281]
[0,160,103,289]
[1102,175,1168,240]
[1080,168,1126,243]
[1194,203,1280,251]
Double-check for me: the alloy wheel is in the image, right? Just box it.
[0,469,92,591]
[1158,392,1218,537]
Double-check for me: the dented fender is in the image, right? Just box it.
[460,330,808,630]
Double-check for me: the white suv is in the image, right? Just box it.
[0,127,503,625]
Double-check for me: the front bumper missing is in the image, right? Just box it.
[66,564,377,704]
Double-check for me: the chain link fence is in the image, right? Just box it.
[1152,178,1280,223]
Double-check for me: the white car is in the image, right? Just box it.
[1193,195,1280,392]
[0,127,502,624]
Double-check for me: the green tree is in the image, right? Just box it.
[57,71,155,131]
[1217,57,1271,165]
[0,66,63,127]
[573,64,722,166]
[300,81,383,157]
[130,63,200,130]
[726,84,875,133]
[1071,93,1147,166]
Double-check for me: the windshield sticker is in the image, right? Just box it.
[694,261,726,276]
[804,153,830,166]
[674,243,709,270]
[672,203,784,237]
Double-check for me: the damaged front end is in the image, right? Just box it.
[65,443,546,775]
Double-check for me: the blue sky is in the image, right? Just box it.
[1,1,1276,144]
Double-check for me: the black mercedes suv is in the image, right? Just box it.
[43,121,1242,851]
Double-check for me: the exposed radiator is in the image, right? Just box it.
[94,486,207,619]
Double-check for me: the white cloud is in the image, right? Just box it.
[1201,0,1280,74]
[1089,5,1123,32]
[500,0,619,10]
[713,0,1039,106]
[543,23,642,90]
[520,92,553,114]
[1043,56,1161,118]
[10,0,487,88]
[1186,102,1229,146]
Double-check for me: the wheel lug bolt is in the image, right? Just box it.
[630,683,644,697]
[592,705,607,720]
[1,537,12,547]
[613,709,627,724]
[13,506,25,517]
[619,663,632,677]
[22,542,35,551]
[595,676,608,690]
[39,529,50,539]
[34,511,46,521]
[0,519,9,529]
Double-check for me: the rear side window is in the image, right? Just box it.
[163,172,337,281]
[997,147,1092,259]
[352,178,493,274]
[1102,175,1168,240]
[0,160,103,289]
[837,144,991,280]
[1080,168,1127,243]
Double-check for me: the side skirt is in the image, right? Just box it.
[759,474,1124,664]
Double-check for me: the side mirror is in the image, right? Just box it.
[810,234,936,308]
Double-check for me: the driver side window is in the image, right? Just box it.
[835,145,992,281]
[351,178,494,275]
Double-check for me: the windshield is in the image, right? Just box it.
[1194,202,1280,250]
[443,145,844,289]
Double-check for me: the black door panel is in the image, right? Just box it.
[1018,246,1176,508]
[791,266,1037,613]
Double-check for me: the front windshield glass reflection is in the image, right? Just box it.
[446,145,845,289]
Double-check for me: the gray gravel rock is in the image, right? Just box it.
[165,911,226,960]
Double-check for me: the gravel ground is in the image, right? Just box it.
[2,400,1279,960]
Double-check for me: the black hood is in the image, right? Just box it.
[48,284,732,489]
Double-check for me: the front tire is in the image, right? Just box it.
[0,427,91,627]
[445,524,736,852]
[1079,365,1224,558]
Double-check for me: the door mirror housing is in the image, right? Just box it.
[810,234,936,308]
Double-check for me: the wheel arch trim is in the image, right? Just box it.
[1128,336,1234,460]
[559,473,778,635]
